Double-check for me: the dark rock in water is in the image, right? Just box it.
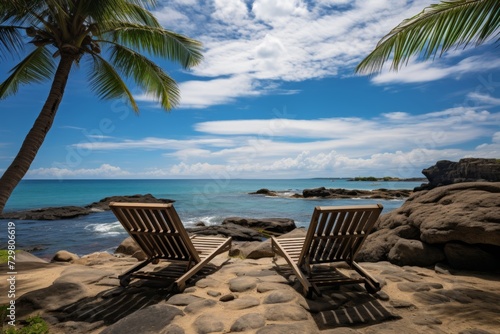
[0,194,174,220]
[85,193,174,211]
[249,188,278,196]
[0,205,91,220]
[417,158,500,190]
[357,182,500,271]
[222,217,296,235]
[302,187,411,199]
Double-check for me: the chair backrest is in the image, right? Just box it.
[297,204,383,266]
[109,202,201,262]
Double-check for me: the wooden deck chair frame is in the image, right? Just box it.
[109,202,232,292]
[272,204,383,298]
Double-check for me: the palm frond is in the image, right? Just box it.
[0,25,24,59]
[80,0,158,26]
[108,43,180,110]
[356,0,500,74]
[104,23,203,68]
[86,52,139,111]
[0,47,55,99]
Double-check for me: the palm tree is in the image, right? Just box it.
[356,0,500,73]
[0,0,203,213]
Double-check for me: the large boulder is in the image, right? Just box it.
[419,158,500,190]
[357,182,500,271]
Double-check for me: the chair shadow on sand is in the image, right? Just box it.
[273,263,401,330]
[51,262,221,326]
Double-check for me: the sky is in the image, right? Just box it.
[1,0,499,180]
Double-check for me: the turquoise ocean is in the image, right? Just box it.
[0,179,423,260]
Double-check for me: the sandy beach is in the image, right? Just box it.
[2,249,499,334]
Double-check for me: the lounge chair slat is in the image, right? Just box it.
[272,204,383,298]
[110,202,232,291]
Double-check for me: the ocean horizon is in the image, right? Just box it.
[1,178,424,259]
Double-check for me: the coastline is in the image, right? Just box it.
[2,249,499,334]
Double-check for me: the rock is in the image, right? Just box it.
[387,239,445,267]
[100,304,183,334]
[184,299,217,314]
[167,294,205,306]
[193,313,225,333]
[187,223,264,241]
[114,237,146,260]
[263,290,297,304]
[419,158,500,190]
[86,193,174,211]
[230,313,266,332]
[357,182,500,271]
[250,188,278,196]
[444,242,500,271]
[229,276,257,292]
[265,305,309,321]
[224,296,260,310]
[0,194,174,220]
[302,187,411,199]
[52,250,79,262]
[229,240,274,259]
[222,217,296,235]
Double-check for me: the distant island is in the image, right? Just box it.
[348,176,427,182]
[311,177,426,182]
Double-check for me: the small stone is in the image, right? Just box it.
[52,250,79,262]
[229,276,257,292]
[207,290,221,297]
[219,294,236,302]
[167,294,204,306]
[389,299,416,309]
[265,305,309,321]
[196,277,221,288]
[193,313,224,334]
[184,299,217,314]
[375,290,390,301]
[263,290,296,304]
[230,313,266,332]
[224,296,260,310]
[257,282,289,293]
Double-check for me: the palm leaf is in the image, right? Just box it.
[87,53,139,111]
[0,47,55,99]
[0,25,24,60]
[356,0,500,74]
[104,23,203,68]
[107,43,180,110]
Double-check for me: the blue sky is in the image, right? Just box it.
[1,0,499,179]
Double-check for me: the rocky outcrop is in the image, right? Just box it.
[0,194,174,220]
[222,217,296,235]
[418,158,500,190]
[302,187,411,199]
[357,182,500,271]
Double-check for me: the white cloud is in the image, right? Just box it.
[252,0,308,22]
[64,107,499,178]
[372,55,500,84]
[149,0,468,107]
[28,164,130,179]
[212,0,248,22]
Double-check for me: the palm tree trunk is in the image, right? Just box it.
[0,54,75,214]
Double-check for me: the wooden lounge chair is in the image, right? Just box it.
[272,204,383,298]
[109,202,232,292]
